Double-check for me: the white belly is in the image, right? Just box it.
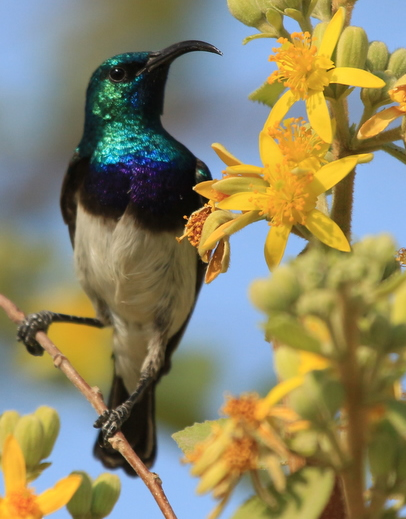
[73,204,198,392]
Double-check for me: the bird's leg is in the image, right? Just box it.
[94,334,166,445]
[17,310,104,356]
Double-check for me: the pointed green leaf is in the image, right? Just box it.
[266,315,322,353]
[386,400,406,438]
[249,81,286,107]
[172,419,227,455]
[231,466,334,519]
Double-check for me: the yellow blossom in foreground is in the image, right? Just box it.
[0,435,81,519]
[267,8,385,142]
[358,77,406,139]
[211,128,373,270]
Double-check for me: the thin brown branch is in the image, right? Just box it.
[0,293,178,519]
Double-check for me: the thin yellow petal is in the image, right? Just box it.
[202,211,260,250]
[193,180,218,199]
[305,209,351,251]
[264,224,291,271]
[259,131,284,169]
[306,91,332,143]
[318,7,345,58]
[358,106,402,139]
[214,176,267,196]
[312,155,358,195]
[265,89,297,128]
[37,475,82,515]
[329,67,386,88]
[211,143,242,166]
[217,192,263,211]
[2,435,26,494]
[225,164,263,176]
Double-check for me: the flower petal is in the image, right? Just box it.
[264,224,291,271]
[2,435,26,494]
[312,155,358,195]
[225,164,263,176]
[214,176,268,196]
[358,106,402,139]
[305,209,351,251]
[329,67,386,88]
[306,91,332,143]
[259,130,284,169]
[202,211,261,251]
[265,89,297,129]
[37,475,82,515]
[256,377,304,419]
[211,143,242,166]
[193,180,219,199]
[217,192,263,211]
[318,7,345,58]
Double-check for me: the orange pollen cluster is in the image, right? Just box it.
[396,247,406,266]
[177,205,212,247]
[223,394,261,427]
[222,436,259,473]
[268,32,319,99]
[5,489,42,518]
[262,167,314,226]
[267,118,326,166]
[389,85,406,111]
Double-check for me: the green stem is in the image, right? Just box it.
[353,126,403,152]
[250,470,277,509]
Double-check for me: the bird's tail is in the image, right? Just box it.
[93,374,157,476]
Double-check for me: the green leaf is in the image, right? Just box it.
[172,419,227,455]
[231,467,334,519]
[386,400,406,438]
[249,80,286,107]
[243,33,277,45]
[266,315,322,353]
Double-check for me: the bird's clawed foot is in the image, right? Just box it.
[94,403,132,446]
[17,310,55,356]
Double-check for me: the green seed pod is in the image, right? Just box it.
[34,406,60,459]
[336,26,368,69]
[13,415,44,470]
[227,0,277,33]
[0,410,20,451]
[91,473,121,519]
[366,41,389,72]
[250,266,301,313]
[388,48,406,78]
[66,471,93,518]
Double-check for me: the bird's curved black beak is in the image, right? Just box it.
[139,40,222,75]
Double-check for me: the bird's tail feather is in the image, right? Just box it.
[93,374,156,477]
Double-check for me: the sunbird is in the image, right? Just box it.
[18,40,221,475]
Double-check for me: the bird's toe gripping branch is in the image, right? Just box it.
[94,403,132,446]
[17,310,55,356]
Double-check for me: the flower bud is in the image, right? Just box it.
[227,0,279,34]
[312,21,328,53]
[310,0,331,22]
[34,406,60,459]
[0,410,20,451]
[91,473,121,519]
[388,48,406,79]
[361,71,395,107]
[366,41,389,72]
[336,26,368,70]
[250,266,301,313]
[66,471,93,518]
[13,415,44,470]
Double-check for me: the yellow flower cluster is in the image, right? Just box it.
[181,7,384,279]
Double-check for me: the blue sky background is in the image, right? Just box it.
[1,1,406,517]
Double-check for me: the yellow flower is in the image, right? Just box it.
[0,435,81,519]
[267,8,385,142]
[358,78,406,139]
[213,129,373,270]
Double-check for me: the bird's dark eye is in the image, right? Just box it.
[108,67,127,83]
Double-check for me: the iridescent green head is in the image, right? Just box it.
[84,40,222,123]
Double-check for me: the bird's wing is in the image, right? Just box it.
[60,153,90,247]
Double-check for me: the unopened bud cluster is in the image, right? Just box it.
[67,471,121,519]
[0,406,60,481]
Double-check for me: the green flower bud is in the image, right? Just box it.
[91,473,121,519]
[268,0,301,10]
[336,26,368,70]
[13,415,44,470]
[227,0,278,34]
[274,345,301,379]
[250,266,301,313]
[388,48,406,79]
[361,71,395,107]
[366,41,389,72]
[34,406,60,459]
[66,471,93,519]
[0,410,20,451]
[368,421,398,478]
[296,288,336,319]
[312,21,328,53]
[310,0,331,22]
